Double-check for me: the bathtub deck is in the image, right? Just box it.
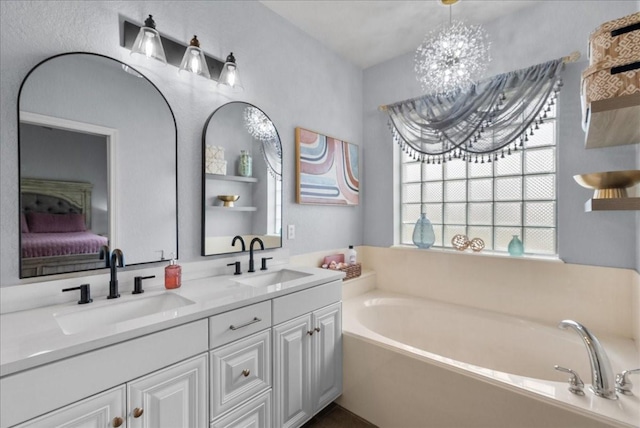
[302,403,377,428]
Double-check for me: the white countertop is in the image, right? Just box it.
[0,266,344,377]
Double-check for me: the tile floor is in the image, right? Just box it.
[302,403,377,428]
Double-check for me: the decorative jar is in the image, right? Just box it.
[239,150,252,177]
[508,235,524,257]
[412,213,435,249]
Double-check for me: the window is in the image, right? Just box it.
[399,104,557,256]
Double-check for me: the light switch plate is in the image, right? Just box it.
[287,224,295,240]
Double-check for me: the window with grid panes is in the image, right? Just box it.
[399,104,557,256]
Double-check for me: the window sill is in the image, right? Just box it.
[390,244,563,263]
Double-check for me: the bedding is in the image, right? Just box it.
[21,231,108,258]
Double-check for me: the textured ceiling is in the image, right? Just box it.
[260,0,539,69]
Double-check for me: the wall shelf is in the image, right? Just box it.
[584,93,640,149]
[208,206,257,212]
[206,174,257,183]
[585,197,640,212]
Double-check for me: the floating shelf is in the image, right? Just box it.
[585,197,640,212]
[584,93,640,149]
[208,206,257,212]
[206,174,257,183]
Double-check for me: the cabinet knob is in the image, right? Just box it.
[307,330,314,336]
[314,327,321,333]
[133,407,144,418]
[242,369,251,377]
[113,416,124,427]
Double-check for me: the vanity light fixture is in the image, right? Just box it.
[179,35,211,79]
[217,52,244,91]
[130,15,167,65]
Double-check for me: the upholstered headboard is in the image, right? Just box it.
[21,178,93,228]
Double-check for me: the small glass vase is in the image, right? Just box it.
[412,213,435,249]
[238,150,252,177]
[508,235,524,257]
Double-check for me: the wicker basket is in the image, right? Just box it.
[339,263,362,281]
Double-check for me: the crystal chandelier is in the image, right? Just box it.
[415,0,490,95]
[244,106,277,143]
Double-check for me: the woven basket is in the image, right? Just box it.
[340,263,362,281]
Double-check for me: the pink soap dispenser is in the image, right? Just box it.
[165,254,182,289]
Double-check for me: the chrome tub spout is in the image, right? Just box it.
[558,319,617,399]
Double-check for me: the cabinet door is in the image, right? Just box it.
[273,315,312,428]
[311,303,343,412]
[128,354,208,428]
[15,386,126,428]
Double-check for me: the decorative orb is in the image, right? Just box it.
[451,234,470,251]
[469,237,485,252]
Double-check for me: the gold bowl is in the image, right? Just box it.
[217,195,240,207]
[573,170,640,199]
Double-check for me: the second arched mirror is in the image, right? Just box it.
[201,102,282,256]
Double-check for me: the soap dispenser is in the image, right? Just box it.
[165,254,182,289]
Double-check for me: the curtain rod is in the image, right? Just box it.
[378,51,581,112]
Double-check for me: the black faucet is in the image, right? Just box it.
[232,235,246,252]
[108,249,125,299]
[99,245,111,268]
[248,237,264,273]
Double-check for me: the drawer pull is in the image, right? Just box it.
[242,369,251,377]
[133,407,144,418]
[229,317,262,330]
[113,416,124,427]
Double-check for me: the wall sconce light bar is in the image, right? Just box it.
[122,20,224,81]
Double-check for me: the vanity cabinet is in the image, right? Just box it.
[272,281,343,428]
[14,354,207,428]
[14,386,126,428]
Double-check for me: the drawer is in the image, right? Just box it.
[209,301,271,349]
[272,280,341,325]
[210,329,271,419]
[210,390,271,428]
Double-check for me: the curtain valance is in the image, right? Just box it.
[386,58,565,163]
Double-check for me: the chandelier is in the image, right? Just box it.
[415,0,490,95]
[244,106,277,143]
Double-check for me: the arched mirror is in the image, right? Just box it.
[202,102,282,256]
[18,53,178,278]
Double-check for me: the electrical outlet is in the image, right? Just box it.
[287,224,295,240]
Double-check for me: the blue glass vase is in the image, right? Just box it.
[412,213,435,249]
[508,235,524,257]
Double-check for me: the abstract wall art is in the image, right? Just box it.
[296,127,359,205]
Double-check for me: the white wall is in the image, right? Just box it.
[0,1,363,286]
[362,1,639,270]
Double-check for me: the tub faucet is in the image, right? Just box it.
[108,249,125,299]
[558,319,617,399]
[248,237,264,273]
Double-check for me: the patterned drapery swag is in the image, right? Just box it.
[387,58,565,164]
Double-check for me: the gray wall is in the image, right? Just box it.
[20,124,109,235]
[362,1,639,270]
[0,1,363,286]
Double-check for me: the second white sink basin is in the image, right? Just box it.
[54,293,195,335]
[233,269,312,288]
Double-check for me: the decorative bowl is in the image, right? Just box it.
[217,195,240,207]
[573,170,640,199]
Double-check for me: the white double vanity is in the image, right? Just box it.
[0,266,344,428]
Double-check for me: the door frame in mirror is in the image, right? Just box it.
[17,52,179,279]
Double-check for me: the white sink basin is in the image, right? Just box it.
[54,293,195,335]
[233,269,312,288]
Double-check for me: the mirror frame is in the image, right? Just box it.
[200,101,283,257]
[17,52,179,279]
